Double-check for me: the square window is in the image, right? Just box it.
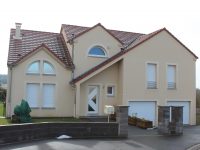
[107,86,114,96]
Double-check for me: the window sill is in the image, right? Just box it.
[107,94,115,97]
[42,74,56,76]
[26,73,40,76]
[88,55,108,58]
[167,88,177,90]
[147,87,157,89]
[30,107,40,109]
[41,107,56,109]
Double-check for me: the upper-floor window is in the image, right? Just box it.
[27,60,55,75]
[43,61,55,75]
[147,63,157,89]
[27,61,40,74]
[88,46,107,57]
[167,65,176,89]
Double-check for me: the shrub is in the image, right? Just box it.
[13,99,31,123]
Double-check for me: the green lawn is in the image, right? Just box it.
[0,102,5,116]
[0,118,11,125]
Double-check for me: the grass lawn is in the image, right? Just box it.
[0,117,80,125]
[0,102,4,116]
[0,118,11,125]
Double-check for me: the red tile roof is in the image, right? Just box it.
[8,29,73,68]
[71,28,198,84]
[61,23,143,46]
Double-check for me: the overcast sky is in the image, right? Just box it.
[0,0,200,87]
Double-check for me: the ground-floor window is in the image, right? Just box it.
[26,83,40,108]
[42,84,55,108]
[26,83,56,108]
[107,86,115,96]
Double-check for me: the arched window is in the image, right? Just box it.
[43,61,55,75]
[27,61,40,74]
[88,46,107,57]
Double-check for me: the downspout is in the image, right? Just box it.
[71,33,75,80]
[8,66,13,117]
[70,34,77,118]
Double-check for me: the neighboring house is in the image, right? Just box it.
[6,23,197,126]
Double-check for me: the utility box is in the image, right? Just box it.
[104,105,115,123]
[104,105,115,115]
[158,106,183,135]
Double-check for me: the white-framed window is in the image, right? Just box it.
[42,84,55,108]
[27,61,40,74]
[26,60,56,75]
[26,83,56,108]
[107,86,115,96]
[43,61,55,75]
[167,65,176,89]
[88,46,107,58]
[147,63,157,89]
[26,83,40,108]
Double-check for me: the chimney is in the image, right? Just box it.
[13,23,22,40]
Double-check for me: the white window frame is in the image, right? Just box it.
[42,83,56,108]
[106,85,115,96]
[26,60,40,75]
[146,62,158,89]
[26,83,40,108]
[42,61,56,75]
[166,63,177,90]
[88,45,108,58]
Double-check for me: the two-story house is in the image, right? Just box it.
[6,23,197,126]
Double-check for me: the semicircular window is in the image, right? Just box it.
[43,61,55,75]
[88,46,107,57]
[27,61,40,74]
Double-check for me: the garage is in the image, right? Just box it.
[167,101,190,124]
[128,101,156,125]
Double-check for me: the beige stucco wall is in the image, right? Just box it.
[79,62,121,116]
[121,30,196,125]
[73,25,122,77]
[6,48,74,117]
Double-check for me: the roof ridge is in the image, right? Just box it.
[11,28,59,34]
[62,24,144,35]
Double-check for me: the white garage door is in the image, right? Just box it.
[128,101,156,125]
[167,101,190,124]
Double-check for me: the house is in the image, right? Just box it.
[6,23,197,126]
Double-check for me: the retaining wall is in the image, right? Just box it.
[0,122,118,145]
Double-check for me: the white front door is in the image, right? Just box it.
[88,86,99,114]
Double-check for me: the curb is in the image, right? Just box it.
[187,144,200,150]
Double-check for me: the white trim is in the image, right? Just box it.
[42,60,56,75]
[88,54,108,58]
[87,85,100,115]
[87,44,109,58]
[166,63,178,90]
[106,85,115,97]
[26,60,40,75]
[145,61,159,89]
[42,83,56,108]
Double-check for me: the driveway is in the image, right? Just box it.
[1,125,200,150]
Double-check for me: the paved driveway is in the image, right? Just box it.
[1,125,200,150]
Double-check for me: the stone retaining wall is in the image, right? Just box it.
[0,122,118,145]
